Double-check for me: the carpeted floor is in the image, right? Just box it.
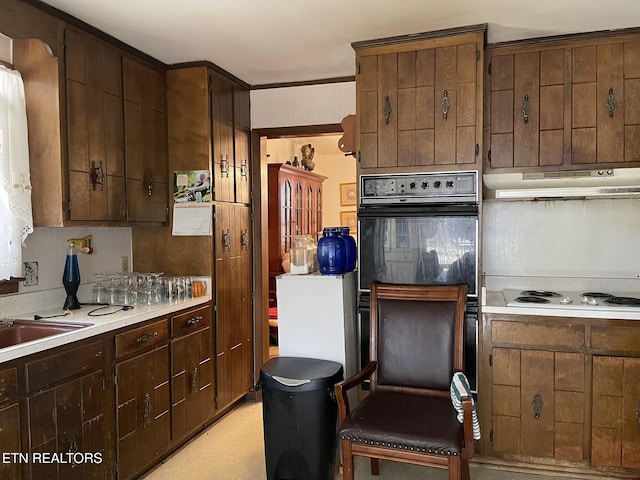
[142,401,591,480]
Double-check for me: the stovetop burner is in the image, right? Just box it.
[605,296,640,306]
[515,296,551,304]
[581,292,613,298]
[520,290,562,297]
[504,288,640,312]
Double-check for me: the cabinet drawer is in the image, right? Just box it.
[115,319,169,358]
[590,326,640,353]
[26,340,103,393]
[171,305,211,337]
[0,367,17,403]
[492,321,585,348]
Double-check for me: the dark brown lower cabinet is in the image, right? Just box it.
[0,402,22,480]
[27,371,106,480]
[170,305,214,443]
[483,314,640,478]
[592,356,640,469]
[115,345,170,480]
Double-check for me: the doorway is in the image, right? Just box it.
[251,124,356,369]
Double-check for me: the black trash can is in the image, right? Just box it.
[260,356,343,480]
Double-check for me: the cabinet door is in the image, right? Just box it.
[358,40,480,168]
[492,348,585,460]
[28,370,106,480]
[211,73,235,202]
[123,56,168,223]
[571,43,624,164]
[214,204,253,411]
[489,49,565,168]
[115,346,170,480]
[66,29,125,221]
[0,403,22,480]
[233,86,251,205]
[171,327,214,442]
[592,356,640,469]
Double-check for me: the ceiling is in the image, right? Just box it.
[39,0,640,86]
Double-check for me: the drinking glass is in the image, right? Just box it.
[107,274,123,304]
[92,273,107,303]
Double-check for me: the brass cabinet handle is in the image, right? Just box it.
[383,95,391,125]
[221,155,230,178]
[533,394,543,419]
[145,169,154,196]
[441,90,450,120]
[223,228,231,251]
[68,437,78,455]
[143,392,152,425]
[91,160,105,190]
[187,315,203,326]
[136,331,158,343]
[240,159,248,178]
[241,228,249,250]
[522,95,531,124]
[191,367,199,393]
[607,88,616,117]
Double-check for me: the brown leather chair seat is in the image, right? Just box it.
[339,391,463,456]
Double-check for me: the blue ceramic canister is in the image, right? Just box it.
[338,227,357,272]
[317,227,347,275]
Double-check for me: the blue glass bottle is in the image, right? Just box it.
[317,227,347,275]
[338,227,357,272]
[63,243,81,310]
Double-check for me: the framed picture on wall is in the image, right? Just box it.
[340,211,357,233]
[340,183,357,206]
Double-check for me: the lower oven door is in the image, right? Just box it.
[358,203,479,295]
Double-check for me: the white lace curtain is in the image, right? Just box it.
[0,65,33,280]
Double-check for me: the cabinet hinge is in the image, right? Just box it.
[490,429,493,443]
[476,50,481,63]
[487,149,491,164]
[489,354,493,367]
[102,378,106,391]
[357,151,361,163]
[113,372,118,386]
[357,63,361,75]
[166,207,169,218]
[475,144,479,156]
[488,62,492,75]
[65,199,71,213]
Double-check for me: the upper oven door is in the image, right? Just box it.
[358,204,478,295]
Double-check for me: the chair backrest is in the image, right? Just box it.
[370,282,467,394]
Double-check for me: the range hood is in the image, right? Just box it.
[483,168,640,199]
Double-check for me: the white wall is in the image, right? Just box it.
[20,227,132,292]
[251,82,355,128]
[482,198,640,279]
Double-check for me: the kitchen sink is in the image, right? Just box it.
[0,319,93,348]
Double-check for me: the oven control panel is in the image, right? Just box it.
[360,171,478,204]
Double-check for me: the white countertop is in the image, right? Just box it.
[482,288,640,321]
[0,296,211,363]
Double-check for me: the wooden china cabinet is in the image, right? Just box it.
[485,27,640,172]
[267,163,325,307]
[353,24,486,173]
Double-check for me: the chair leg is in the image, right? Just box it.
[370,457,380,475]
[448,456,461,480]
[461,458,470,480]
[341,440,354,480]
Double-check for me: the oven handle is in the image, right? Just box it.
[358,204,478,218]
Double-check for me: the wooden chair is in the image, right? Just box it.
[335,282,475,480]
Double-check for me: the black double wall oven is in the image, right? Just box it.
[357,171,479,392]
